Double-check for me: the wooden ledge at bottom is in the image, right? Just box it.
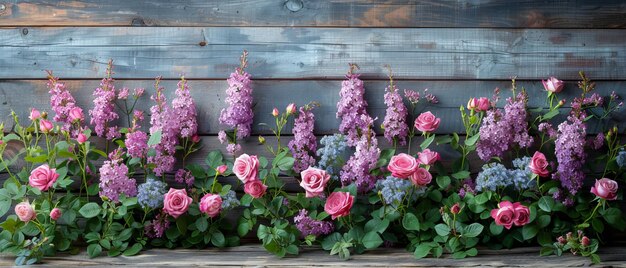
[1,245,625,267]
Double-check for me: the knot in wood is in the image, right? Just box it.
[21,28,28,35]
[285,0,303,12]
[0,4,6,11]
[131,17,146,26]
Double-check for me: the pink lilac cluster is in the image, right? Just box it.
[340,115,381,193]
[289,105,318,173]
[337,68,370,146]
[293,209,334,238]
[125,130,148,158]
[46,71,79,132]
[148,78,180,176]
[404,89,420,103]
[553,115,587,196]
[175,169,195,187]
[382,83,408,145]
[98,150,137,202]
[538,122,557,139]
[218,52,254,154]
[89,62,120,140]
[477,92,533,161]
[171,77,197,138]
[145,212,170,238]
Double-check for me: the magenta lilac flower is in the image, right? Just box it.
[289,104,318,173]
[382,79,408,145]
[99,153,137,203]
[148,77,181,176]
[340,115,380,193]
[553,115,587,195]
[89,61,120,140]
[171,77,198,138]
[219,51,254,154]
[145,212,170,238]
[175,169,195,187]
[125,130,148,159]
[46,71,79,132]
[293,209,334,238]
[337,65,370,146]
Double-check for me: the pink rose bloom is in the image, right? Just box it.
[300,167,331,198]
[409,167,432,186]
[68,107,84,122]
[199,194,222,218]
[15,202,36,222]
[387,153,419,179]
[417,149,440,165]
[286,103,297,115]
[467,98,478,110]
[490,201,516,229]
[76,133,87,144]
[414,111,440,133]
[513,202,530,226]
[529,151,549,177]
[324,191,354,220]
[39,119,53,133]
[163,188,193,218]
[476,97,490,111]
[244,180,268,198]
[542,77,564,93]
[590,178,618,200]
[50,208,62,220]
[29,164,59,191]
[216,165,228,175]
[29,108,41,121]
[233,154,259,183]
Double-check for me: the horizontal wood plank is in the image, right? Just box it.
[1,1,626,28]
[2,80,624,135]
[1,27,626,80]
[1,245,625,267]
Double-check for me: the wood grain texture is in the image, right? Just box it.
[2,80,624,135]
[1,27,626,80]
[1,0,626,28]
[1,245,625,267]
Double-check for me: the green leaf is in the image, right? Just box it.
[540,246,554,256]
[602,208,625,230]
[465,248,478,257]
[543,109,560,120]
[364,218,389,234]
[434,224,450,236]
[87,244,102,258]
[205,150,223,168]
[462,223,484,238]
[212,231,226,248]
[0,189,11,217]
[147,130,162,146]
[122,243,143,256]
[591,253,601,264]
[522,225,539,240]
[79,203,101,218]
[451,170,470,180]
[537,215,551,228]
[490,221,503,235]
[402,213,420,231]
[237,221,250,237]
[474,192,490,204]
[452,251,467,259]
[436,176,451,189]
[413,244,432,259]
[362,232,383,249]
[196,218,208,232]
[538,196,554,212]
[275,156,295,171]
[464,134,480,147]
[420,135,435,151]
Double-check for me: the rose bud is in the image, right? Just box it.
[476,97,490,111]
[50,208,62,221]
[68,107,84,123]
[467,98,478,110]
[286,103,297,115]
[272,108,279,117]
[29,109,42,121]
[581,236,590,247]
[15,202,36,222]
[191,134,201,143]
[258,136,266,144]
[450,203,461,214]
[557,236,566,244]
[76,133,87,144]
[216,165,228,175]
[542,77,564,93]
[39,119,54,133]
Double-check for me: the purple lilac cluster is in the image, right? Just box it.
[458,179,476,198]
[588,133,604,150]
[148,77,180,176]
[382,83,408,145]
[125,130,148,159]
[289,104,318,173]
[538,122,557,139]
[89,62,120,140]
[145,212,170,238]
[340,115,380,193]
[175,169,195,187]
[477,92,533,161]
[46,71,79,132]
[553,115,587,195]
[219,52,254,154]
[293,209,334,238]
[337,68,370,146]
[171,77,198,138]
[99,150,137,202]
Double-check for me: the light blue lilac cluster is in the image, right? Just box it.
[221,190,240,211]
[316,134,349,179]
[616,150,626,168]
[293,209,334,238]
[375,176,424,208]
[137,178,168,209]
[475,157,534,192]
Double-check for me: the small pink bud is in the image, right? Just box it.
[39,120,53,133]
[76,133,87,144]
[542,77,565,93]
[50,208,62,220]
[216,165,228,175]
[581,236,590,247]
[0,140,3,146]
[557,236,566,245]
[286,103,296,115]
[272,108,279,117]
[450,203,461,214]
[191,134,200,143]
[467,98,478,110]
[29,109,41,121]
[68,107,84,123]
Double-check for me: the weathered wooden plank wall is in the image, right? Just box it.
[1,0,626,181]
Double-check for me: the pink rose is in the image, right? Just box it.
[513,202,530,226]
[529,151,549,177]
[199,194,222,218]
[216,165,228,175]
[409,167,432,186]
[581,236,590,247]
[286,103,296,115]
[542,77,564,93]
[417,149,440,165]
[233,154,259,183]
[29,108,41,121]
[300,167,331,198]
[272,108,279,117]
[590,178,618,200]
[467,98,478,110]
[490,201,516,229]
[387,153,419,179]
[68,107,84,122]
[39,119,53,133]
[244,180,268,198]
[76,133,87,144]
[414,111,440,133]
[324,191,354,220]
[50,208,62,220]
[29,164,59,191]
[15,202,36,222]
[163,188,192,218]
[476,97,490,111]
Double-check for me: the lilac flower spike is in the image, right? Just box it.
[382,66,408,146]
